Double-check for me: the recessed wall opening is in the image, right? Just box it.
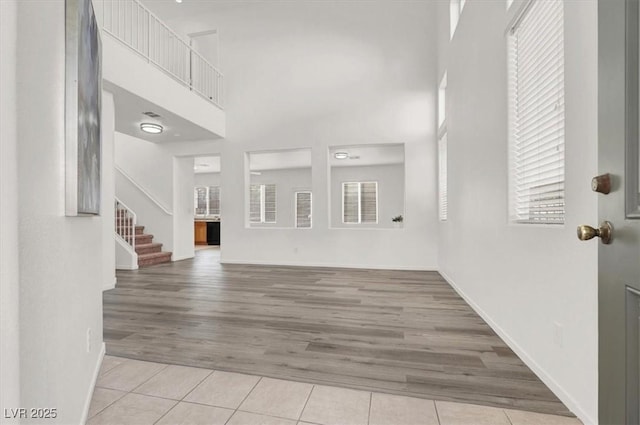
[329,144,405,229]
[193,155,221,251]
[246,148,312,229]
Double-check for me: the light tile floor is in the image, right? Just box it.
[88,356,583,425]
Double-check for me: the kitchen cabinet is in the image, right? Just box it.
[194,221,207,245]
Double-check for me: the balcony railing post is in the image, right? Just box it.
[102,0,223,108]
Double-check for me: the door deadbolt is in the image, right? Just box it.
[591,173,611,194]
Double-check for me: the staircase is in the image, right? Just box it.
[115,199,172,268]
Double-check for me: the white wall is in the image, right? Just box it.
[102,91,117,290]
[437,2,598,424]
[115,132,174,257]
[114,132,195,262]
[15,1,105,423]
[331,164,405,229]
[194,172,221,187]
[115,132,174,209]
[249,168,312,228]
[173,157,195,260]
[0,0,20,419]
[166,1,438,270]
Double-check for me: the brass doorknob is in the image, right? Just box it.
[577,221,613,244]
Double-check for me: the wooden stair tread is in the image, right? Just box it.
[137,251,172,259]
[135,243,162,249]
[116,213,170,267]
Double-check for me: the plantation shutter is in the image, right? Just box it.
[509,0,565,224]
[208,186,220,215]
[295,192,312,228]
[249,185,261,223]
[264,184,277,223]
[439,134,448,221]
[360,182,378,223]
[194,187,207,215]
[343,182,359,223]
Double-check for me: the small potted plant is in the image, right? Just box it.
[392,215,404,228]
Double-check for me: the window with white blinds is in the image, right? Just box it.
[194,186,220,216]
[208,186,220,215]
[343,182,378,224]
[438,134,448,221]
[295,192,312,229]
[194,187,207,215]
[249,184,276,224]
[508,0,565,224]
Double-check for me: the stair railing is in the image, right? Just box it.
[98,0,224,108]
[115,197,137,251]
[115,166,173,216]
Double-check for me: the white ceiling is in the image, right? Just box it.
[329,144,405,167]
[194,155,221,173]
[105,82,219,143]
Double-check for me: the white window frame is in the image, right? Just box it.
[438,134,448,221]
[194,186,220,217]
[250,184,277,224]
[294,191,313,229]
[342,181,379,225]
[438,72,448,222]
[507,0,565,225]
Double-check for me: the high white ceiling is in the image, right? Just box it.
[105,82,219,143]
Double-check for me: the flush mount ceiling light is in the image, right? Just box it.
[176,0,183,3]
[334,152,349,160]
[140,123,163,134]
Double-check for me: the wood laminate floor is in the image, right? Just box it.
[105,248,573,417]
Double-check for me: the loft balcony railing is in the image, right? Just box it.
[98,0,224,109]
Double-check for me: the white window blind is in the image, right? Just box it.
[194,187,207,215]
[439,134,448,221]
[249,184,276,223]
[508,0,565,224]
[208,186,220,215]
[343,182,378,224]
[264,184,276,223]
[295,192,312,228]
[194,186,220,216]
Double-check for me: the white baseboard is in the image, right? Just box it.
[102,277,116,291]
[80,342,105,425]
[438,271,596,425]
[221,258,437,271]
[115,263,138,270]
[172,254,195,262]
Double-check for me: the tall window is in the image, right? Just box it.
[508,0,565,224]
[343,182,378,224]
[438,73,448,221]
[250,184,276,223]
[439,135,448,221]
[295,192,312,228]
[194,186,220,216]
